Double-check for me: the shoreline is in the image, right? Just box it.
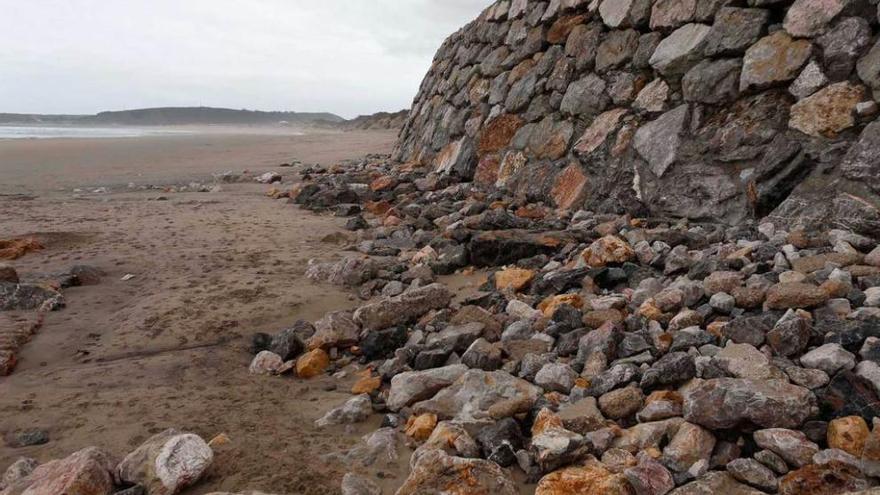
[0,129,397,195]
[0,131,404,494]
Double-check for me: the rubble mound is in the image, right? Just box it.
[394,0,880,237]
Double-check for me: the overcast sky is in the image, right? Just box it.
[0,0,489,118]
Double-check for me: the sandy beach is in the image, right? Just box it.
[0,127,397,194]
[0,129,419,494]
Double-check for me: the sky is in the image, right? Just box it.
[0,0,490,119]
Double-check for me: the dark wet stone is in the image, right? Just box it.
[251,333,273,355]
[269,327,305,361]
[640,352,696,389]
[531,268,591,296]
[414,348,451,370]
[822,318,880,352]
[4,428,49,448]
[818,370,880,422]
[723,315,771,347]
[476,418,525,467]
[361,326,408,361]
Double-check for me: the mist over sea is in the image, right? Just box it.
[0,126,194,139]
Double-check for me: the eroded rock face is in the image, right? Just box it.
[393,0,880,234]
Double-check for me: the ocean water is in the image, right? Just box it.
[0,126,193,139]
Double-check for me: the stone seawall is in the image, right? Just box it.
[394,0,880,236]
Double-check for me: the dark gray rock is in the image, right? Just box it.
[461,338,503,371]
[640,352,696,388]
[682,58,741,104]
[703,7,770,57]
[817,17,871,81]
[3,429,49,448]
[684,378,816,429]
[476,418,524,467]
[560,74,610,116]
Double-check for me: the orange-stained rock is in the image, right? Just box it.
[478,114,525,156]
[532,408,565,436]
[790,82,866,138]
[778,461,869,495]
[581,236,635,267]
[515,205,547,219]
[296,349,330,379]
[539,294,584,317]
[396,448,518,495]
[495,267,536,292]
[707,320,728,338]
[351,375,382,395]
[638,300,665,321]
[509,59,537,85]
[828,416,869,457]
[536,460,635,495]
[551,163,589,210]
[547,14,588,44]
[405,413,439,442]
[364,200,392,216]
[0,237,44,261]
[369,175,397,192]
[474,154,501,187]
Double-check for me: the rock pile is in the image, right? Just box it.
[0,429,213,495]
[394,0,880,237]
[248,146,880,494]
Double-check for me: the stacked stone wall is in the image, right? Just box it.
[394,0,880,236]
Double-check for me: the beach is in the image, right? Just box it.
[0,128,411,494]
[0,127,396,194]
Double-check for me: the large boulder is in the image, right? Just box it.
[683,378,817,429]
[740,32,811,92]
[387,364,468,411]
[395,449,518,495]
[116,429,213,495]
[354,283,451,331]
[649,24,712,77]
[412,369,543,423]
[670,472,765,494]
[2,447,116,495]
[535,460,633,494]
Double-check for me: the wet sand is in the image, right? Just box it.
[0,129,423,494]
